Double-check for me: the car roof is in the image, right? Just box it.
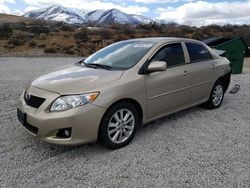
[126,37,201,45]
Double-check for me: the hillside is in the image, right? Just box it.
[0,14,35,24]
[0,14,250,57]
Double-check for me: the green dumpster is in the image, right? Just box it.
[204,37,250,74]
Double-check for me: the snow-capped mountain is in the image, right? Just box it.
[153,18,169,25]
[24,5,164,26]
[130,14,155,25]
[85,9,140,26]
[84,10,107,23]
[24,5,86,24]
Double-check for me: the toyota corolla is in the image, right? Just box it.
[17,37,232,149]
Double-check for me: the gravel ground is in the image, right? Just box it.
[0,57,249,188]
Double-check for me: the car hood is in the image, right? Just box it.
[31,64,124,95]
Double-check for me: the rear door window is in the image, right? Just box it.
[186,43,213,62]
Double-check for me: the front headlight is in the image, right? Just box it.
[50,92,99,112]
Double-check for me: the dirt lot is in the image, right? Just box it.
[0,57,249,187]
[244,58,250,68]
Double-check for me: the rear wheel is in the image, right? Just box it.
[204,81,224,109]
[99,102,139,150]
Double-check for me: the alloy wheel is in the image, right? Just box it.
[107,109,135,144]
[212,84,224,106]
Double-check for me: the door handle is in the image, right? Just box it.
[183,70,190,76]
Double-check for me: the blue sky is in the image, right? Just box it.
[1,0,250,26]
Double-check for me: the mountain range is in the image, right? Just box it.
[23,5,166,26]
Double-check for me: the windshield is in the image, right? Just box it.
[84,41,155,70]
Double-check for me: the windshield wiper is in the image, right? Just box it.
[77,59,112,70]
[87,63,112,70]
[78,59,98,69]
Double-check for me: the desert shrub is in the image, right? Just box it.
[87,21,98,27]
[151,23,165,33]
[4,42,14,49]
[29,41,37,48]
[0,23,13,39]
[59,25,74,32]
[99,29,112,40]
[63,34,70,38]
[74,28,89,42]
[27,21,50,35]
[38,44,46,48]
[63,46,75,55]
[192,29,206,40]
[44,47,57,53]
[8,34,26,46]
[55,22,64,27]
[114,34,130,42]
[39,33,47,40]
[26,33,35,39]
[121,25,132,34]
[65,50,75,55]
[179,25,194,34]
[12,22,27,31]
[51,28,60,33]
[8,38,25,46]
[136,24,152,31]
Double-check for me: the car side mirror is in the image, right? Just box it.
[148,61,167,73]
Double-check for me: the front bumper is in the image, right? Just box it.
[17,86,106,145]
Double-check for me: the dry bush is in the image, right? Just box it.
[98,29,113,40]
[44,47,57,53]
[63,46,75,55]
[29,41,37,48]
[37,44,46,48]
[123,27,136,38]
[2,20,250,56]
[74,28,89,42]
[136,24,152,31]
[0,23,13,39]
[59,25,75,32]
[8,34,26,46]
[39,33,47,40]
[12,22,27,31]
[63,34,70,38]
[27,21,51,35]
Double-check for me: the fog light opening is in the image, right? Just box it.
[56,128,72,139]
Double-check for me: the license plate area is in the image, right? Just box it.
[17,108,26,126]
[17,108,38,135]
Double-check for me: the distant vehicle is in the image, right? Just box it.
[17,37,232,149]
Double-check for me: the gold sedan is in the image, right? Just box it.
[17,37,232,149]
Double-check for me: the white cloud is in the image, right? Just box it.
[23,0,149,14]
[0,0,16,14]
[132,0,179,4]
[0,3,10,13]
[157,0,250,26]
[12,9,22,15]
[24,6,40,12]
[0,0,15,3]
[129,0,199,4]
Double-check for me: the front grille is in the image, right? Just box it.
[24,122,38,135]
[24,92,46,109]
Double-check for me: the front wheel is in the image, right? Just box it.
[204,81,225,109]
[99,102,139,150]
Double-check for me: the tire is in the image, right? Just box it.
[99,102,139,150]
[204,80,225,109]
